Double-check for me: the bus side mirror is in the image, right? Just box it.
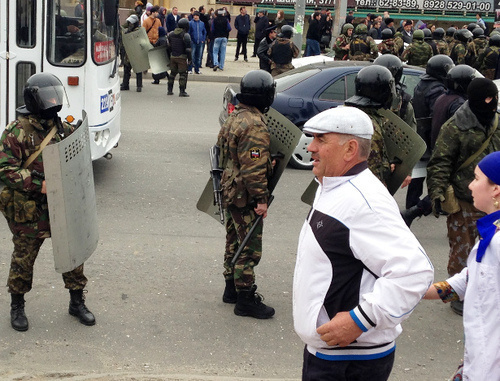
[104,0,118,27]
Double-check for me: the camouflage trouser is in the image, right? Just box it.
[223,205,263,291]
[445,200,483,276]
[7,235,87,294]
[168,56,188,89]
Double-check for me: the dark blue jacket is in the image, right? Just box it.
[235,14,250,35]
[189,19,207,44]
[166,13,180,32]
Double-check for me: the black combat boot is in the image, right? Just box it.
[222,279,237,304]
[234,285,275,319]
[120,83,129,91]
[167,84,174,95]
[401,205,424,227]
[11,293,28,332]
[179,87,189,97]
[69,289,96,326]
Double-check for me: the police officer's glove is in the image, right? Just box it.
[432,197,448,218]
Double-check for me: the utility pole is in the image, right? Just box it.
[333,0,348,39]
[293,0,306,57]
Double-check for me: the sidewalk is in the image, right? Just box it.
[124,42,258,84]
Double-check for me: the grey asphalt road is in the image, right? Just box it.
[0,81,463,381]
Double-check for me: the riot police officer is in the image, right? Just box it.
[167,18,192,97]
[217,70,276,319]
[268,25,299,77]
[401,29,433,67]
[345,65,397,186]
[0,73,95,331]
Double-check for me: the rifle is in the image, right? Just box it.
[229,151,284,266]
[209,145,224,224]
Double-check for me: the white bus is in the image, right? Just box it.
[0,0,121,160]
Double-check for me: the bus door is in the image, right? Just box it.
[1,0,40,128]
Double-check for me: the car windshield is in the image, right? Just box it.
[275,68,321,92]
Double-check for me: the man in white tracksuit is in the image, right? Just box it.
[293,106,434,380]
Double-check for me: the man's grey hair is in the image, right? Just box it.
[337,134,371,159]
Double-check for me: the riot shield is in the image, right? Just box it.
[197,107,302,223]
[43,112,99,273]
[121,27,151,73]
[148,45,170,74]
[301,109,427,205]
[377,108,427,195]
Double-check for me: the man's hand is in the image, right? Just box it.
[432,197,447,218]
[254,203,268,218]
[316,311,363,347]
[41,180,47,194]
[400,175,411,188]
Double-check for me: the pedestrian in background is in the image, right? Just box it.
[234,6,250,62]
[304,11,322,57]
[188,11,206,75]
[212,8,231,71]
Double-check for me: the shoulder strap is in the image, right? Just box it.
[457,115,499,171]
[22,126,57,169]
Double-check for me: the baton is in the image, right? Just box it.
[230,194,274,266]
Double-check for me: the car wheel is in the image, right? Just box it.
[289,133,313,170]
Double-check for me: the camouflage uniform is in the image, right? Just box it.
[393,32,405,57]
[0,115,87,294]
[427,103,500,275]
[377,38,398,56]
[433,39,449,55]
[268,37,299,77]
[348,25,378,61]
[450,42,468,65]
[332,34,351,60]
[401,40,433,67]
[467,38,487,65]
[217,104,273,291]
[476,45,500,79]
[358,107,392,186]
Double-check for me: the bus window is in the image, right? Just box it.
[17,0,36,48]
[91,0,117,65]
[15,62,36,108]
[47,0,86,66]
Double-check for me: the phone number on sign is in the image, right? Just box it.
[422,0,492,11]
[378,0,419,8]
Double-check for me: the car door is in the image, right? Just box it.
[312,70,359,113]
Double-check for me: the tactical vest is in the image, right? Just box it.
[168,31,188,57]
[408,42,432,66]
[350,35,370,56]
[413,79,445,149]
[271,40,293,65]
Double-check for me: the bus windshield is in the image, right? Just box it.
[47,0,86,66]
[91,0,117,65]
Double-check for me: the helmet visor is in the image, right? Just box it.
[31,84,66,111]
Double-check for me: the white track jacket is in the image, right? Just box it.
[293,163,434,360]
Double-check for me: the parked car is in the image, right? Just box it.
[219,61,425,169]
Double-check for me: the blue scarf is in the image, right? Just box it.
[476,210,500,262]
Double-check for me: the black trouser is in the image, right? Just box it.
[253,38,261,56]
[302,347,395,381]
[236,32,248,59]
[123,61,142,88]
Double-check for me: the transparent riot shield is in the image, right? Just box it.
[43,112,99,273]
[121,26,151,73]
[197,107,302,223]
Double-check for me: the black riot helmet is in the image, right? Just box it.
[422,28,432,40]
[279,25,294,39]
[374,54,403,85]
[472,27,485,38]
[467,22,478,32]
[446,27,456,37]
[346,65,395,109]
[445,65,477,95]
[433,27,445,40]
[178,18,189,31]
[381,28,394,40]
[489,34,500,47]
[23,73,67,117]
[426,54,454,82]
[454,29,473,43]
[236,70,276,113]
